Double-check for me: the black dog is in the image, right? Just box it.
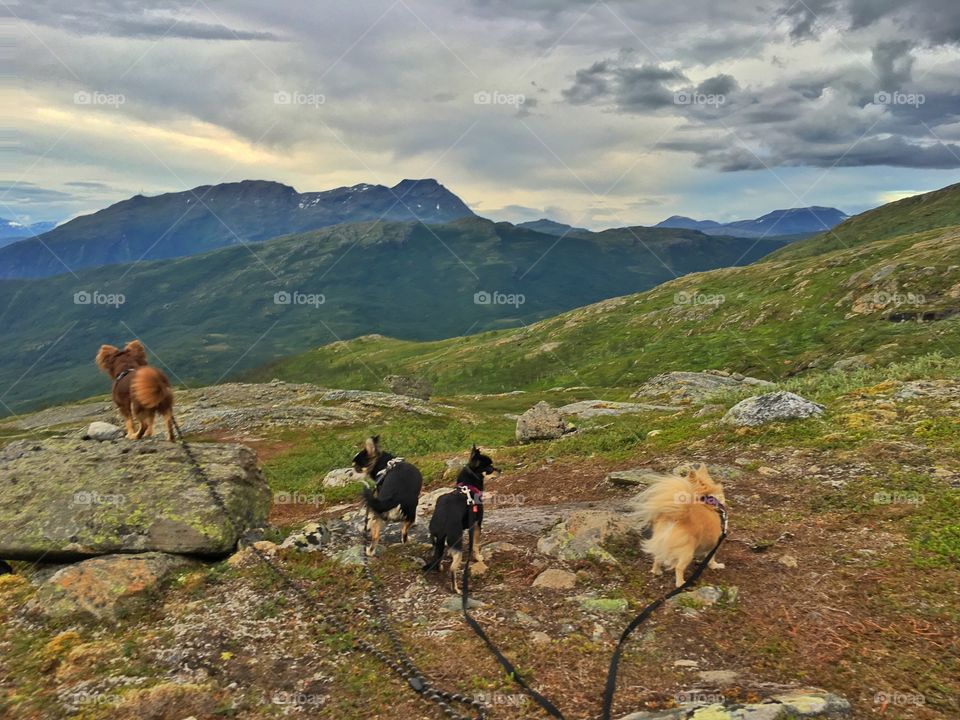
[355,436,423,556]
[424,445,499,592]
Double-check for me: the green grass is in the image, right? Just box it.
[246,222,960,397]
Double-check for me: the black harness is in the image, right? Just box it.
[114,368,134,383]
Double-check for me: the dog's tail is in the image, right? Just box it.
[422,535,446,573]
[130,366,173,410]
[634,474,697,526]
[361,485,398,516]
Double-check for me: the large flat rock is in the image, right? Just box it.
[0,438,270,561]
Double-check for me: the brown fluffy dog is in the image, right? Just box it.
[636,464,727,587]
[95,340,176,441]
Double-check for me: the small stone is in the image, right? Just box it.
[516,401,569,443]
[697,669,739,685]
[532,568,577,589]
[531,631,551,644]
[646,429,662,438]
[442,596,484,612]
[757,466,778,477]
[778,554,798,568]
[82,421,124,441]
[673,659,699,668]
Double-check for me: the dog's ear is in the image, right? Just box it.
[470,444,480,457]
[95,344,119,373]
[365,436,380,455]
[124,340,147,365]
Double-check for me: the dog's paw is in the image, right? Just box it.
[471,561,489,575]
[651,566,663,576]
[709,560,725,570]
[365,546,377,557]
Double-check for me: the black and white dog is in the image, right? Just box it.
[424,445,499,592]
[355,436,423,557]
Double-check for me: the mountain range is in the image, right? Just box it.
[655,206,848,238]
[0,217,792,413]
[248,183,960,393]
[0,219,58,249]
[0,179,473,279]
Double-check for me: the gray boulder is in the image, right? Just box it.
[516,401,569,442]
[722,391,825,427]
[322,467,367,488]
[0,438,271,561]
[383,375,432,400]
[632,371,775,405]
[82,421,124,441]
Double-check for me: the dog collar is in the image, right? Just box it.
[702,495,725,511]
[114,368,134,382]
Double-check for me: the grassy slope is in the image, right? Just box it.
[769,181,960,261]
[247,223,960,392]
[0,218,789,414]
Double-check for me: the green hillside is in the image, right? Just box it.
[248,194,960,393]
[0,217,787,414]
[770,182,960,261]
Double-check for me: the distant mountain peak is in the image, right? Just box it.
[656,206,848,238]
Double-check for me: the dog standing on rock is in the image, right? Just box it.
[95,340,176,441]
[424,445,500,593]
[355,436,423,556]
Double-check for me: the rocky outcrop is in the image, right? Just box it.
[537,510,635,564]
[558,399,675,418]
[25,552,197,624]
[632,371,775,404]
[0,438,271,561]
[722,391,825,427]
[606,468,673,487]
[516,401,569,442]
[617,688,850,719]
[383,375,432,400]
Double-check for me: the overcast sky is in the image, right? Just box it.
[3,0,960,228]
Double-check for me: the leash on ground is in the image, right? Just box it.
[458,503,729,720]
[461,514,567,719]
[172,419,481,720]
[601,503,728,720]
[362,508,487,720]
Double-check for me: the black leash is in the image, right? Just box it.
[457,491,728,720]
[461,514,567,719]
[601,503,729,720]
[171,419,481,720]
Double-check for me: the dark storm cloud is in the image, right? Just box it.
[6,0,281,41]
[562,57,686,111]
[783,0,960,45]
